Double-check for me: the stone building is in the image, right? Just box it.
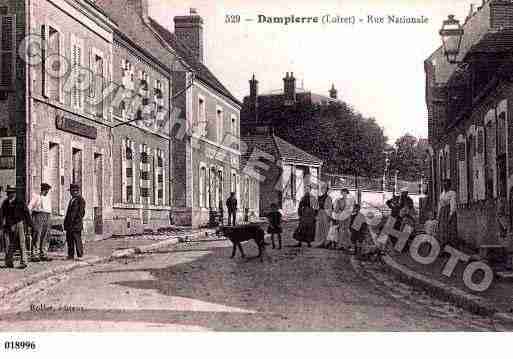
[94,0,176,236]
[0,0,119,240]
[241,128,322,217]
[150,12,250,227]
[0,0,176,239]
[425,0,513,249]
[240,72,339,151]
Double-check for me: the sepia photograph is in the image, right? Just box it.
[0,0,512,355]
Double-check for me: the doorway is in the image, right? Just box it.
[93,153,103,235]
[48,142,60,215]
[72,148,82,192]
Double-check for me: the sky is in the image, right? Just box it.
[149,0,477,143]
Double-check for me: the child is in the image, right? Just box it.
[266,203,282,249]
[350,204,368,257]
[327,201,344,249]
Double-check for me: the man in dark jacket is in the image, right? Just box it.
[226,192,237,226]
[0,186,34,269]
[64,184,86,260]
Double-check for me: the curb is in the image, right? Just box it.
[0,230,213,301]
[354,253,513,326]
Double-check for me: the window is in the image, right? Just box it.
[121,59,134,90]
[126,145,132,160]
[141,151,149,164]
[139,70,149,98]
[0,14,16,90]
[140,144,152,204]
[0,137,15,169]
[231,115,237,135]
[195,97,206,136]
[90,52,104,117]
[127,185,133,203]
[217,108,223,143]
[140,187,149,198]
[123,138,135,203]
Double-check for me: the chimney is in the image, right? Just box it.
[249,74,259,123]
[329,84,337,99]
[283,72,296,104]
[174,9,204,63]
[249,74,258,99]
[128,0,149,23]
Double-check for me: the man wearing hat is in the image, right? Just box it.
[0,186,34,269]
[386,187,414,231]
[226,192,238,226]
[28,183,53,262]
[64,184,86,260]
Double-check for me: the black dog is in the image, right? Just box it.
[217,224,266,262]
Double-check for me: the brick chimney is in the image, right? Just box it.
[174,8,204,63]
[283,72,296,105]
[329,84,337,99]
[249,74,258,122]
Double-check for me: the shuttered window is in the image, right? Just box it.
[0,15,16,90]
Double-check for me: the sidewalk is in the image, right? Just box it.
[0,227,215,299]
[378,243,513,320]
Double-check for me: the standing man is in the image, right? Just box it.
[226,192,237,226]
[0,186,6,253]
[1,186,34,269]
[27,183,53,262]
[64,184,86,260]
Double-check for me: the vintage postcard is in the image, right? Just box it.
[0,0,512,356]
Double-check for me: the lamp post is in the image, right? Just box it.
[439,14,464,64]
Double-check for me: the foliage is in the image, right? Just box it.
[390,133,429,181]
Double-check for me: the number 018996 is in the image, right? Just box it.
[225,15,240,23]
[4,341,36,350]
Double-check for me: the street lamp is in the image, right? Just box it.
[439,14,464,64]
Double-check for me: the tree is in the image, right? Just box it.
[391,134,429,181]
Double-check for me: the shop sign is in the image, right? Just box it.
[56,116,97,139]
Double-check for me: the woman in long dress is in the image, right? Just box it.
[437,179,457,247]
[314,184,333,248]
[293,186,318,247]
[337,188,355,250]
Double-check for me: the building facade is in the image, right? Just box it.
[0,0,177,239]
[150,13,248,227]
[95,0,176,236]
[242,129,322,217]
[425,0,513,249]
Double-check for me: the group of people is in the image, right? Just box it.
[0,183,86,269]
[264,184,369,256]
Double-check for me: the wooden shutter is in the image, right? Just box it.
[457,137,468,204]
[41,135,50,183]
[41,25,48,97]
[59,143,65,215]
[88,49,95,105]
[0,15,16,90]
[153,148,158,205]
[121,138,127,203]
[475,126,486,200]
